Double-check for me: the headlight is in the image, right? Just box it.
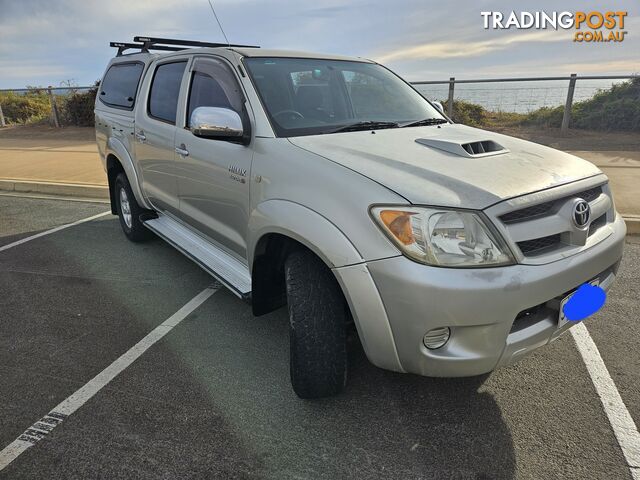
[371,206,515,267]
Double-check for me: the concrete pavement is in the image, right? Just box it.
[0,136,106,186]
[0,195,638,479]
[0,127,107,200]
[567,151,640,218]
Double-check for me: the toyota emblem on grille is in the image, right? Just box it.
[573,199,591,228]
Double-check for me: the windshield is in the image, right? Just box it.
[244,57,445,137]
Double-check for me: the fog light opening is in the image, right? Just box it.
[423,327,451,349]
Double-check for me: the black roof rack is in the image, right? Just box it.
[110,36,260,56]
[109,42,181,56]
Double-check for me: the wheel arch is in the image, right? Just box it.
[249,200,404,373]
[105,138,151,212]
[249,200,363,316]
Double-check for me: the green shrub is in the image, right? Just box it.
[520,105,564,128]
[517,78,639,131]
[0,82,98,127]
[572,78,640,131]
[59,87,98,127]
[0,91,50,124]
[442,99,488,126]
[484,110,528,128]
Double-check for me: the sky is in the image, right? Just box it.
[0,0,638,89]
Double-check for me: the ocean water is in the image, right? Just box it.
[413,79,626,114]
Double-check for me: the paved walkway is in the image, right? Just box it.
[0,137,106,186]
[567,151,640,216]
[0,131,637,215]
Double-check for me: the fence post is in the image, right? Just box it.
[0,103,5,127]
[47,86,60,128]
[447,77,455,118]
[561,73,577,132]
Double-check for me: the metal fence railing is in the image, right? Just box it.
[0,74,638,131]
[0,86,96,128]
[411,74,639,131]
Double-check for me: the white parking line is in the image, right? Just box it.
[572,323,640,480]
[0,192,110,204]
[0,211,110,253]
[0,285,219,472]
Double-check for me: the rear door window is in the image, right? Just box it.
[148,61,188,124]
[99,62,144,109]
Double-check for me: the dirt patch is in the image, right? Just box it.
[489,126,640,151]
[0,125,95,142]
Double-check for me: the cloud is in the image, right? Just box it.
[0,0,637,88]
[546,58,639,75]
[375,30,570,63]
[0,61,69,80]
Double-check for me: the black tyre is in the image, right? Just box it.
[285,249,348,398]
[114,173,153,242]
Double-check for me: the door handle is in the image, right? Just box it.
[135,131,146,142]
[175,144,189,157]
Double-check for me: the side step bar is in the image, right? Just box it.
[143,214,252,299]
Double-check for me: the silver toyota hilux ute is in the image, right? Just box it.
[96,37,626,398]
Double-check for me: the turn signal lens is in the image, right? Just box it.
[379,210,416,245]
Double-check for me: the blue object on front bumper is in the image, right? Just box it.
[564,284,607,321]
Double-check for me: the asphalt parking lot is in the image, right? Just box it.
[0,195,639,479]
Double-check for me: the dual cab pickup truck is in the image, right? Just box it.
[96,37,625,398]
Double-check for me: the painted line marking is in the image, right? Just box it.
[0,211,110,253]
[572,322,640,480]
[0,192,109,204]
[0,285,219,472]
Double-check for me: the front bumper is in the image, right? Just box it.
[359,214,626,377]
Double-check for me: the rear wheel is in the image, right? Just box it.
[114,173,153,242]
[285,249,348,399]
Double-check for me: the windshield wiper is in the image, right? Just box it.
[400,118,448,128]
[329,121,399,133]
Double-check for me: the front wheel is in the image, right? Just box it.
[114,173,153,242]
[285,250,348,399]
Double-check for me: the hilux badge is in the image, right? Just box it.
[228,165,247,183]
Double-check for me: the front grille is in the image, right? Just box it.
[588,214,606,236]
[496,182,613,261]
[511,304,553,333]
[579,186,602,203]
[500,186,602,225]
[517,234,562,256]
[500,200,555,224]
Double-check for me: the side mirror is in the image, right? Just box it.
[190,107,243,139]
[432,101,444,113]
